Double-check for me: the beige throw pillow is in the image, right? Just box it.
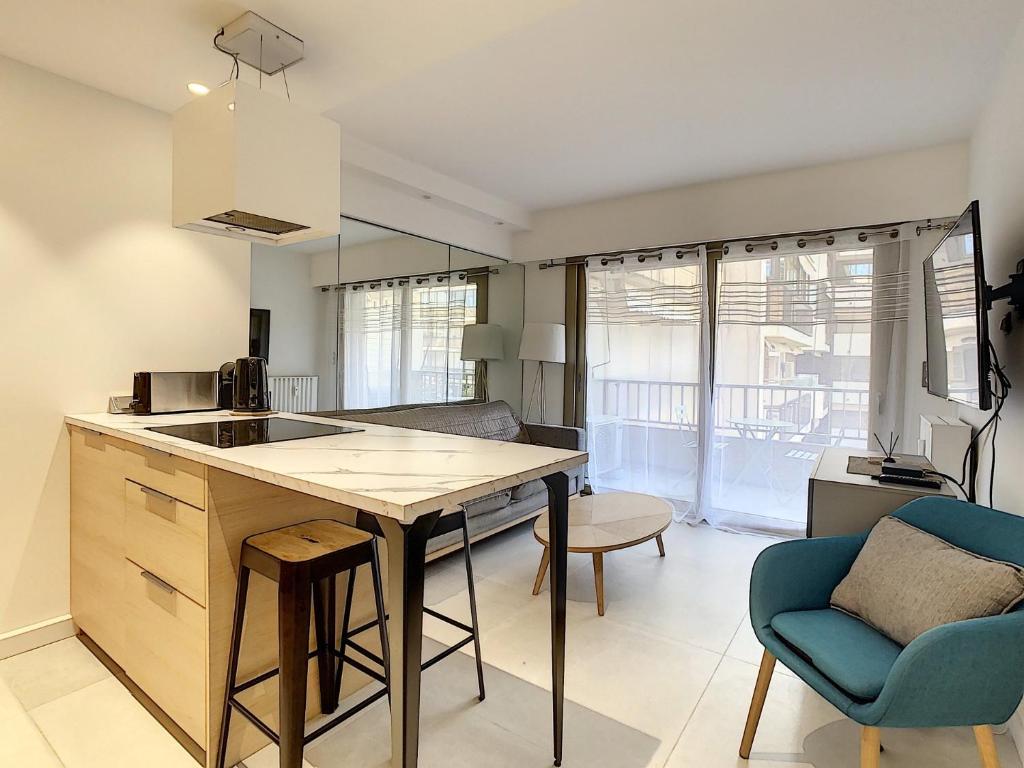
[830,516,1024,646]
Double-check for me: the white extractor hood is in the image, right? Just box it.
[172,80,340,246]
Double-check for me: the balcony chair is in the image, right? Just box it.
[740,497,1024,768]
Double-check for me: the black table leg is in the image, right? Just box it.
[377,511,441,768]
[543,472,569,767]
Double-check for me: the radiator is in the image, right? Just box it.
[269,375,319,413]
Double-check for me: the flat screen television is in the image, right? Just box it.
[923,200,992,411]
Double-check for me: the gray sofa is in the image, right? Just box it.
[312,400,585,554]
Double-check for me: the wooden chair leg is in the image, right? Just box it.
[974,725,1002,768]
[739,650,776,759]
[860,726,880,768]
[593,552,605,616]
[532,547,550,595]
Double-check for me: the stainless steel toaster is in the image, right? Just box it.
[131,371,220,415]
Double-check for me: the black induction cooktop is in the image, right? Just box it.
[146,417,363,449]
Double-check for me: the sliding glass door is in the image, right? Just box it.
[702,246,880,535]
[584,250,708,517]
[582,227,914,536]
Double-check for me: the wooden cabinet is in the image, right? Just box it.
[122,560,207,746]
[70,426,209,750]
[125,480,206,606]
[122,441,207,510]
[70,426,373,767]
[70,428,127,662]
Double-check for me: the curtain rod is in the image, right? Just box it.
[319,266,498,291]
[536,216,955,269]
[539,247,701,270]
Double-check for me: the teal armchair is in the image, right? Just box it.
[740,497,1024,768]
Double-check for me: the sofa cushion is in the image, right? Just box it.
[338,400,531,443]
[511,478,546,501]
[831,515,1024,646]
[771,609,902,700]
[463,489,513,517]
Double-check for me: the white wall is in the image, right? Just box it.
[513,143,968,264]
[250,247,320,377]
[968,15,1024,515]
[0,56,250,639]
[517,146,970,424]
[340,131,521,261]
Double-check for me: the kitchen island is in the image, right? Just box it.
[66,410,586,768]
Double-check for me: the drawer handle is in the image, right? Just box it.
[140,570,177,595]
[139,486,175,505]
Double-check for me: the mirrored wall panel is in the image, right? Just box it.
[250,217,523,416]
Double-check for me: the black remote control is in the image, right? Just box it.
[875,474,942,490]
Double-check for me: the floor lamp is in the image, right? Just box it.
[519,322,566,424]
[461,323,504,401]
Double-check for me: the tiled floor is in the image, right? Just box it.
[1,520,1020,767]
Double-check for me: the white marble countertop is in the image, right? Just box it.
[66,410,588,522]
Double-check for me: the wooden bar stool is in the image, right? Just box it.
[215,519,390,768]
[335,509,486,704]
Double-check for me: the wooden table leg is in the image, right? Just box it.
[378,511,441,768]
[533,547,550,595]
[656,533,666,557]
[543,472,569,767]
[593,552,605,616]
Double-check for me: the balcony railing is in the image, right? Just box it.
[412,369,477,401]
[591,378,870,445]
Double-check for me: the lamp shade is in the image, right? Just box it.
[518,322,566,363]
[461,323,504,361]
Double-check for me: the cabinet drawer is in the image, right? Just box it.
[123,442,206,509]
[125,481,206,606]
[123,561,207,748]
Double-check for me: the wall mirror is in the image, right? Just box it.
[250,216,523,416]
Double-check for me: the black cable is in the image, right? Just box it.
[929,470,968,499]
[990,414,999,507]
[986,339,1011,507]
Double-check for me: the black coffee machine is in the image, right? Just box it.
[218,357,271,413]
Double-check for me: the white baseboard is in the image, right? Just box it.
[0,615,76,660]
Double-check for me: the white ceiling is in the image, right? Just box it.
[2,0,1022,211]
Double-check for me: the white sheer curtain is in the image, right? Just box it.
[340,281,403,409]
[339,274,476,408]
[585,248,710,519]
[696,228,914,536]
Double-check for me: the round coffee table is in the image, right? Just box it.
[532,491,673,616]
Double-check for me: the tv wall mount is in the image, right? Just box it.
[986,258,1024,332]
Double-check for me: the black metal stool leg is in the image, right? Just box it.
[334,565,358,700]
[216,565,250,768]
[369,539,391,699]
[278,567,313,768]
[461,513,486,702]
[312,575,338,714]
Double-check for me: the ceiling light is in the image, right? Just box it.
[187,82,210,96]
[495,221,505,226]
[227,102,235,111]
[421,193,432,200]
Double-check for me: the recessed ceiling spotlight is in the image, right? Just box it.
[187,82,210,96]
[227,102,235,111]
[421,193,432,200]
[495,221,504,226]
